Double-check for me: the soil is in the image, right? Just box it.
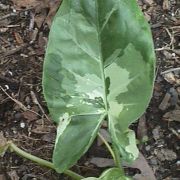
[0,0,179,180]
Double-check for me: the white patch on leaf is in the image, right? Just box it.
[55,113,70,145]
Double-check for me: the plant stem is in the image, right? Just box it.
[97,134,124,174]
[9,142,84,180]
[98,133,116,162]
[113,146,124,174]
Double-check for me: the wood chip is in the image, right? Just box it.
[159,92,171,110]
[137,114,148,141]
[22,111,38,121]
[163,110,180,122]
[143,0,154,6]
[163,0,170,10]
[0,174,6,180]
[163,72,176,84]
[14,32,24,44]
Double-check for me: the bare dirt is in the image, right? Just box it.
[0,0,179,180]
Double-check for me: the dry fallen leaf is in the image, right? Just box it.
[89,157,114,168]
[123,152,156,180]
[97,128,111,146]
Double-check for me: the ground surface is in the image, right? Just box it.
[0,0,179,180]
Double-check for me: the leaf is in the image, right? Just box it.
[53,113,106,172]
[43,0,155,172]
[82,168,131,180]
[0,132,9,157]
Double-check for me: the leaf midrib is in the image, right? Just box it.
[95,0,108,114]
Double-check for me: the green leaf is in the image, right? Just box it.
[0,132,9,157]
[82,168,131,180]
[53,113,106,172]
[43,0,155,172]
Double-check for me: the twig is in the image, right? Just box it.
[0,12,17,21]
[155,47,171,51]
[29,11,35,30]
[164,27,174,49]
[0,86,41,117]
[98,133,115,162]
[155,47,180,56]
[0,44,27,57]
[169,128,180,139]
[30,91,51,122]
[161,67,180,75]
[6,25,20,28]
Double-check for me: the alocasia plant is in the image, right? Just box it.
[0,0,155,179]
[43,0,155,178]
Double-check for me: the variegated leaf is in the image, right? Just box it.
[43,0,155,173]
[82,168,131,180]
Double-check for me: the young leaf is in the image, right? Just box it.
[43,0,155,172]
[82,168,131,180]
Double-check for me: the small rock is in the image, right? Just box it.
[163,50,173,59]
[155,150,166,161]
[169,87,178,106]
[145,145,151,151]
[152,126,161,140]
[155,149,177,161]
[162,149,177,161]
[20,122,25,128]
[150,157,158,165]
[14,113,22,119]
